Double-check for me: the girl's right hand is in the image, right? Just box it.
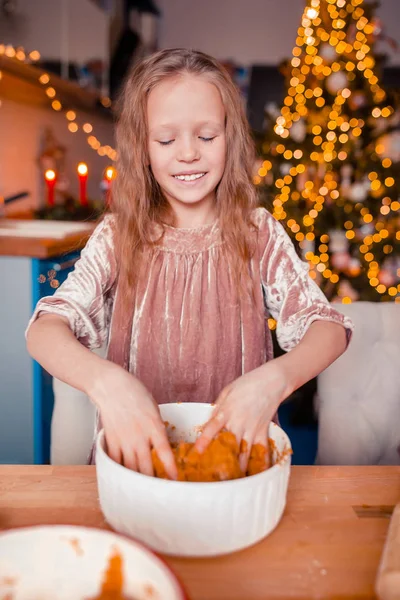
[88,362,178,480]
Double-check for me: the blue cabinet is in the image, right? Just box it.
[0,250,80,464]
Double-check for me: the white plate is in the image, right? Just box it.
[0,525,188,600]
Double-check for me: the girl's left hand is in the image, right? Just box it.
[194,361,288,473]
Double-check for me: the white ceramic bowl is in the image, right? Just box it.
[0,525,187,599]
[96,403,292,557]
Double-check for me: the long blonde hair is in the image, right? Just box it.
[113,48,259,297]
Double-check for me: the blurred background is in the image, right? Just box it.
[1,0,399,225]
[0,0,399,466]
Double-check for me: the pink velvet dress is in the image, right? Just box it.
[27,208,353,458]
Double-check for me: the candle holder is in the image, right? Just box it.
[34,193,105,222]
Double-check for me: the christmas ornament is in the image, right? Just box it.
[349,91,367,110]
[378,269,395,287]
[264,102,280,119]
[289,118,306,143]
[347,258,362,277]
[296,171,308,191]
[319,43,337,63]
[332,251,351,270]
[301,238,315,256]
[329,230,348,253]
[377,131,400,162]
[348,181,368,203]
[38,127,68,204]
[280,163,292,175]
[341,164,353,183]
[326,71,348,95]
[361,223,375,236]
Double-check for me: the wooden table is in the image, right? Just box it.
[0,227,95,258]
[0,466,399,599]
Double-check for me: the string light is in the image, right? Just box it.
[0,42,116,161]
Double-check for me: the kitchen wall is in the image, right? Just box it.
[0,99,114,215]
[0,0,109,67]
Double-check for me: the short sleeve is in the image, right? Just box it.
[25,216,117,350]
[255,208,354,352]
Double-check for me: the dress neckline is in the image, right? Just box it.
[156,219,222,254]
[162,219,218,232]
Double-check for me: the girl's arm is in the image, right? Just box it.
[271,319,348,399]
[25,217,117,353]
[258,208,354,354]
[195,320,347,465]
[26,313,107,395]
[27,313,177,479]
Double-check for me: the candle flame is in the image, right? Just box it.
[105,166,116,181]
[45,169,56,181]
[77,162,88,176]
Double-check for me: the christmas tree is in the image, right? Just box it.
[255,0,400,303]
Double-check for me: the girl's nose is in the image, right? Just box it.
[177,138,200,162]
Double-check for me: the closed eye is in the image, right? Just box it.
[158,136,216,146]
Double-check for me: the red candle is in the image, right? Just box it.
[103,166,116,206]
[44,169,56,206]
[77,162,88,206]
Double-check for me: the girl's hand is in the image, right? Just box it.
[88,362,177,480]
[194,361,287,472]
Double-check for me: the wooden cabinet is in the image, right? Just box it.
[0,250,80,464]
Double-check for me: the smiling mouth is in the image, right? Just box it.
[173,172,207,182]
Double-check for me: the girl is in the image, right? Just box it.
[26,48,353,480]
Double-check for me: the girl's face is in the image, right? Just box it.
[147,74,226,219]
